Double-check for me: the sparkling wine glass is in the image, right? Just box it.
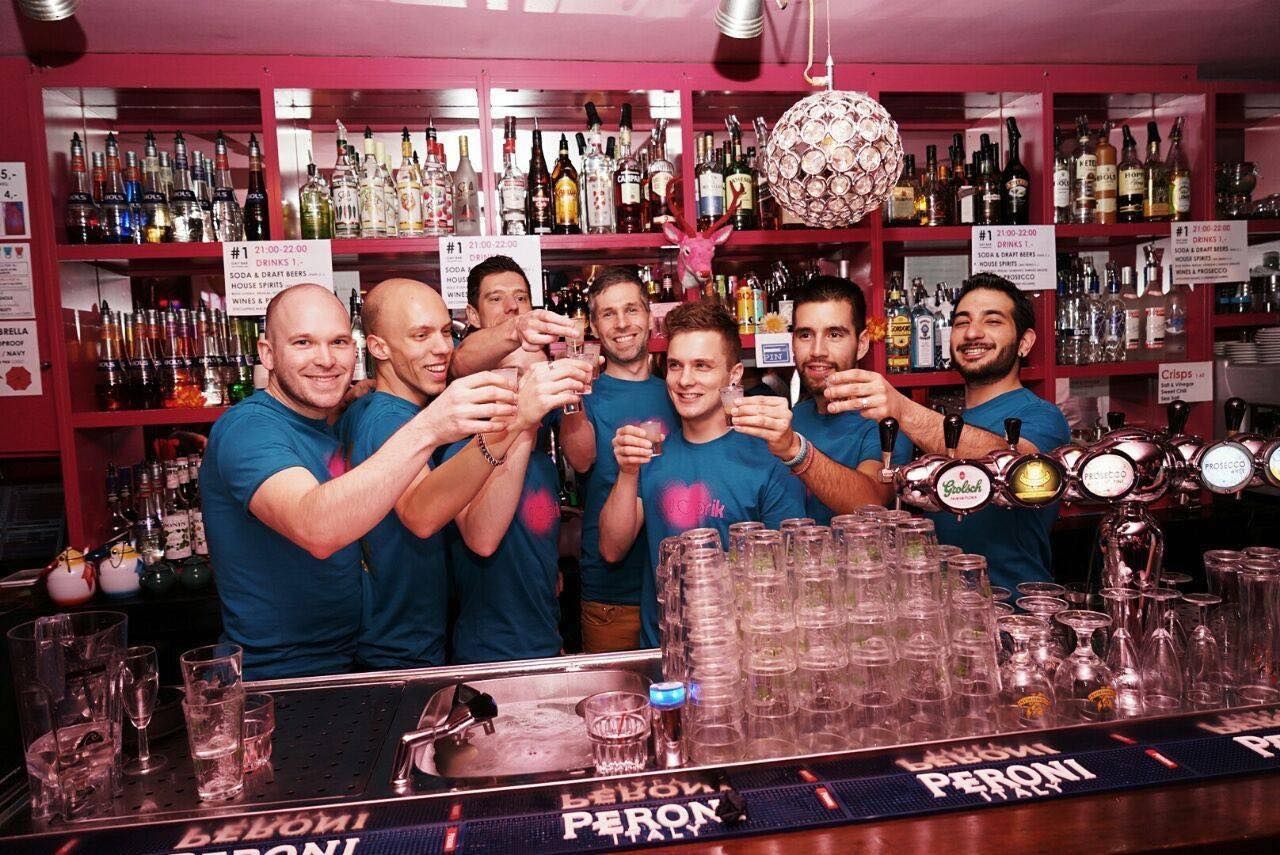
[1053,610,1117,724]
[1100,587,1145,718]
[997,614,1056,730]
[1182,592,1228,711]
[1140,588,1185,714]
[122,645,167,775]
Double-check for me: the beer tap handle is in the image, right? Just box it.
[1107,411,1126,431]
[1004,417,1022,449]
[1224,397,1247,437]
[878,417,899,484]
[1167,399,1190,436]
[943,413,964,458]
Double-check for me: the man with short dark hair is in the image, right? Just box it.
[599,301,806,646]
[730,276,912,523]
[558,266,676,653]
[823,272,1070,589]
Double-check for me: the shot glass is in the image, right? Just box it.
[720,385,744,427]
[583,691,651,775]
[493,367,520,389]
[557,355,592,414]
[640,418,665,456]
[242,693,276,774]
[182,693,245,801]
[581,341,602,381]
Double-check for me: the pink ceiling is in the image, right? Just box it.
[4,0,1278,78]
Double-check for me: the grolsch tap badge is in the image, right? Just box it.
[935,461,993,513]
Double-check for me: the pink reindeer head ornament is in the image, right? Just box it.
[662,178,746,296]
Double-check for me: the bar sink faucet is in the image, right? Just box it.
[391,683,498,792]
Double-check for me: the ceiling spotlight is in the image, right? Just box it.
[17,0,81,22]
[715,0,764,39]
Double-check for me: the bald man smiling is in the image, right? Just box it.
[336,278,588,669]
[200,283,519,678]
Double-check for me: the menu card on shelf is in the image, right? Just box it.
[970,225,1056,291]
[222,240,335,316]
[1170,221,1247,285]
[439,235,543,309]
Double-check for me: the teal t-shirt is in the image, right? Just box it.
[927,387,1072,591]
[579,374,678,606]
[443,438,562,663]
[637,428,807,646]
[791,398,913,524]
[201,392,362,679]
[335,391,447,670]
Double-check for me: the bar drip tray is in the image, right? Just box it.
[413,669,649,786]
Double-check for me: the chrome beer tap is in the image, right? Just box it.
[1194,397,1260,496]
[878,417,902,509]
[1163,400,1206,501]
[893,414,998,521]
[987,417,1068,510]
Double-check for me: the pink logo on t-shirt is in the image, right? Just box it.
[519,487,560,538]
[327,448,348,479]
[659,481,725,529]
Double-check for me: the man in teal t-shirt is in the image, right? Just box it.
[599,302,806,647]
[559,267,677,653]
[201,283,518,679]
[732,276,911,524]
[821,273,1071,590]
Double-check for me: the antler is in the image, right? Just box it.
[706,180,746,235]
[665,177,696,236]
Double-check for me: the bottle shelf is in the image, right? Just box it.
[1247,218,1280,236]
[886,366,1046,388]
[57,243,226,262]
[881,225,973,244]
[1054,223,1175,242]
[647,334,756,354]
[1055,361,1162,378]
[725,227,873,247]
[71,407,229,429]
[1213,312,1280,328]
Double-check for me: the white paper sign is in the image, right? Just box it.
[1170,221,1248,285]
[904,254,970,299]
[0,163,30,239]
[0,243,34,318]
[1158,361,1213,404]
[221,240,335,316]
[0,321,41,396]
[753,332,794,368]
[970,225,1057,291]
[439,235,543,310]
[1069,375,1110,399]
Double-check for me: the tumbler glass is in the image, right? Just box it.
[949,637,1001,738]
[899,635,953,742]
[833,519,886,568]
[242,693,276,773]
[727,520,765,568]
[896,518,938,562]
[1016,595,1069,677]
[183,693,246,801]
[743,662,798,760]
[1236,561,1280,704]
[794,563,844,629]
[795,627,852,753]
[584,691,651,775]
[179,643,243,704]
[640,418,666,457]
[848,640,901,748]
[792,525,835,570]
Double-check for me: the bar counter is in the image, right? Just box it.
[1,650,1279,853]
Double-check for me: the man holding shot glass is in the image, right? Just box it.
[729,276,913,524]
[598,302,806,647]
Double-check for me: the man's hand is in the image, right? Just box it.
[613,425,657,475]
[414,371,519,446]
[822,368,907,422]
[731,396,800,459]
[511,359,591,431]
[514,309,581,352]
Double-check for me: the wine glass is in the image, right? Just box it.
[122,645,167,775]
[1053,610,1117,724]
[1140,588,1185,714]
[1099,587,1145,718]
[996,614,1056,730]
[1182,593,1228,711]
[1015,595,1069,677]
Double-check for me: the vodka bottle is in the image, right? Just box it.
[934,284,954,370]
[349,290,369,382]
[1083,258,1105,364]
[1120,266,1144,358]
[582,102,616,234]
[453,137,482,236]
[1102,262,1127,362]
[378,144,398,238]
[498,116,527,235]
[1071,117,1097,224]
[1164,281,1188,359]
[394,128,424,237]
[359,128,385,238]
[1141,246,1167,358]
[1052,128,1071,225]
[421,131,449,237]
[330,123,360,238]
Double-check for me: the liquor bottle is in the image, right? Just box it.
[1116,125,1145,224]
[909,279,938,371]
[359,128,385,238]
[1164,281,1188,358]
[186,455,208,557]
[1142,122,1171,222]
[98,134,131,243]
[724,116,756,231]
[453,137,482,236]
[581,103,616,234]
[649,118,677,230]
[392,129,423,238]
[888,154,918,225]
[551,134,581,235]
[162,461,192,563]
[349,290,369,382]
[696,132,726,230]
[1102,262,1127,362]
[1166,116,1192,222]
[95,305,129,410]
[1052,128,1071,225]
[613,104,644,233]
[123,151,144,245]
[526,119,554,235]
[933,284,954,369]
[1083,258,1105,364]
[1141,246,1166,358]
[1094,122,1118,225]
[201,132,240,243]
[377,144,398,238]
[161,310,200,407]
[195,310,225,407]
[168,132,204,243]
[954,151,976,227]
[421,126,449,237]
[1071,117,1097,224]
[975,147,1002,226]
[436,141,455,235]
[224,317,254,403]
[105,470,131,543]
[735,275,755,334]
[330,125,360,238]
[90,150,106,208]
[243,134,270,241]
[158,150,173,201]
[1001,118,1030,225]
[752,117,780,231]
[918,145,950,226]
[299,156,333,239]
[771,261,795,329]
[132,470,164,566]
[498,116,527,236]
[140,131,174,243]
[129,310,161,408]
[885,275,911,374]
[195,153,219,242]
[574,132,588,223]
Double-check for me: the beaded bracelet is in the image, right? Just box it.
[781,433,809,468]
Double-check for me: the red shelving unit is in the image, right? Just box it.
[57,243,227,261]
[70,408,229,429]
[1213,312,1279,328]
[1055,361,1161,378]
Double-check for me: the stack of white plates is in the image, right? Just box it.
[1256,327,1280,364]
[1226,341,1259,364]
[1213,341,1228,357]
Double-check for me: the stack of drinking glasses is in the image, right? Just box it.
[179,643,274,801]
